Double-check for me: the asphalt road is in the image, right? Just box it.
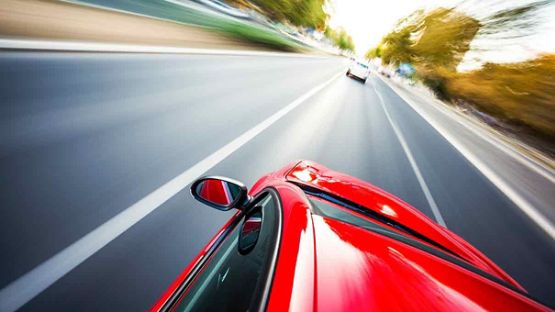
[1,52,554,311]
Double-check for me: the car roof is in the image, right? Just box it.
[262,168,548,311]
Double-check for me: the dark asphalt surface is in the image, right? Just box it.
[0,52,554,311]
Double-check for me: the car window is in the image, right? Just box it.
[172,191,280,312]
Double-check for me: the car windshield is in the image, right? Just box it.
[305,193,525,295]
[357,62,368,68]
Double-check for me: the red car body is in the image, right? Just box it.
[152,160,550,311]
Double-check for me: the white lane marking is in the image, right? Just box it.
[383,78,555,184]
[372,81,447,227]
[375,76,555,240]
[0,38,328,58]
[0,71,343,312]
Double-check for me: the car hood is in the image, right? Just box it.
[283,160,522,289]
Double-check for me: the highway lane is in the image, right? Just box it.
[381,77,555,232]
[0,52,554,311]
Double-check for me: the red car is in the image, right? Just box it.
[151,161,550,312]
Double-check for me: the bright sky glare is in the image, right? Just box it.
[328,0,555,66]
[328,0,456,55]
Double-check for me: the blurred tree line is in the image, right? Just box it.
[367,2,555,145]
[324,27,355,51]
[228,0,354,51]
[229,0,328,29]
[366,8,479,72]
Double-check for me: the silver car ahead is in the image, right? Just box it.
[346,60,370,82]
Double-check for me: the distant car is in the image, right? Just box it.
[379,69,391,78]
[346,59,370,82]
[151,161,550,312]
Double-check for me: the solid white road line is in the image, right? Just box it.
[375,75,555,240]
[0,71,343,312]
[372,81,448,227]
[0,38,328,58]
[384,77,555,184]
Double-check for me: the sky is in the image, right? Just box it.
[327,0,555,69]
[327,0,455,55]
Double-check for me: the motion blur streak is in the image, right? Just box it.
[376,76,555,240]
[0,52,554,310]
[0,62,341,312]
[0,38,324,57]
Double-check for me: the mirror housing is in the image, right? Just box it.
[191,176,248,211]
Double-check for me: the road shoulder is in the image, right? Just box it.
[0,0,268,51]
[375,74,555,240]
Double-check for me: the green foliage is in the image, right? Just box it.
[244,0,328,29]
[365,7,479,99]
[368,8,479,70]
[289,0,328,29]
[325,27,355,51]
[228,0,355,51]
[224,22,301,51]
[411,9,479,71]
[365,45,381,59]
[366,4,555,143]
[448,55,555,140]
[77,0,303,50]
[379,26,414,66]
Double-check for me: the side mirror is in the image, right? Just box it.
[191,176,248,211]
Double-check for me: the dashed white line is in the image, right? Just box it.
[372,81,447,227]
[0,71,343,312]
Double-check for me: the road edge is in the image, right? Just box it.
[375,74,555,240]
[0,38,333,58]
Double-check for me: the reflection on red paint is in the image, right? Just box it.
[290,166,317,183]
[286,161,523,286]
[310,216,548,312]
[152,160,549,312]
[380,204,397,217]
[198,179,232,205]
[266,182,316,312]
